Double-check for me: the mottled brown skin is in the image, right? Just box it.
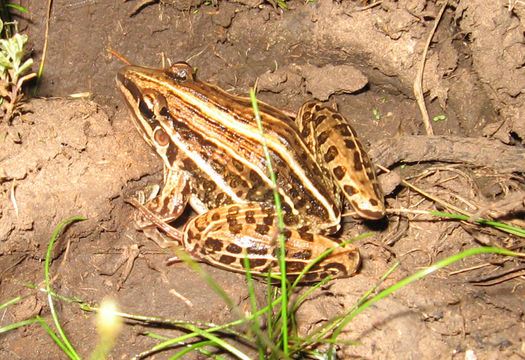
[117,62,384,280]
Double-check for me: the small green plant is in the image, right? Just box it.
[276,0,288,9]
[432,114,446,122]
[372,108,381,120]
[0,18,36,122]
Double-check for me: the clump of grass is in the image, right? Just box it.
[0,15,36,122]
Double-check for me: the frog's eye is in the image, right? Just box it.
[167,62,195,82]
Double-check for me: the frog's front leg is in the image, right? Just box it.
[181,203,361,282]
[133,169,190,248]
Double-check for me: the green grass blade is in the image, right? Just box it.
[45,217,85,360]
[36,316,77,359]
[429,211,525,237]
[168,340,223,359]
[250,88,289,355]
[0,317,40,333]
[0,296,21,310]
[173,248,243,318]
[5,4,28,13]
[156,323,251,360]
[302,262,399,349]
[327,246,519,356]
[242,253,266,359]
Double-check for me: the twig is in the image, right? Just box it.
[413,0,448,136]
[349,1,382,12]
[109,49,131,65]
[10,180,18,216]
[472,269,525,286]
[34,0,53,94]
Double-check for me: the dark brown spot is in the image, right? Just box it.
[199,151,209,161]
[283,213,298,227]
[310,262,321,271]
[344,185,357,196]
[333,114,343,121]
[260,203,274,214]
[247,245,268,255]
[306,102,316,109]
[314,114,327,127]
[370,199,379,206]
[205,238,223,251]
[229,223,243,234]
[249,258,267,268]
[318,130,331,146]
[249,170,260,182]
[255,224,270,235]
[264,190,275,201]
[298,225,309,233]
[301,126,310,138]
[303,273,319,282]
[324,146,339,163]
[344,139,356,149]
[219,255,236,264]
[282,229,292,239]
[229,174,243,188]
[322,225,339,235]
[182,158,196,171]
[232,159,244,172]
[263,215,274,226]
[296,197,306,209]
[204,180,217,192]
[336,124,351,136]
[245,211,256,224]
[228,206,240,215]
[300,152,309,161]
[353,152,363,171]
[226,243,243,254]
[215,192,225,204]
[292,249,312,259]
[333,166,346,180]
[166,145,178,166]
[287,261,306,273]
[273,246,287,258]
[211,159,225,174]
[302,111,313,122]
[236,190,244,197]
[314,104,321,111]
[211,212,221,221]
[298,231,314,242]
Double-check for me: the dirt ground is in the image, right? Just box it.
[1,0,524,359]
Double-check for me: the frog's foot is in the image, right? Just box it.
[127,196,183,249]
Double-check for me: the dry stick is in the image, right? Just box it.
[471,269,525,286]
[34,0,53,94]
[413,0,448,136]
[109,49,132,65]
